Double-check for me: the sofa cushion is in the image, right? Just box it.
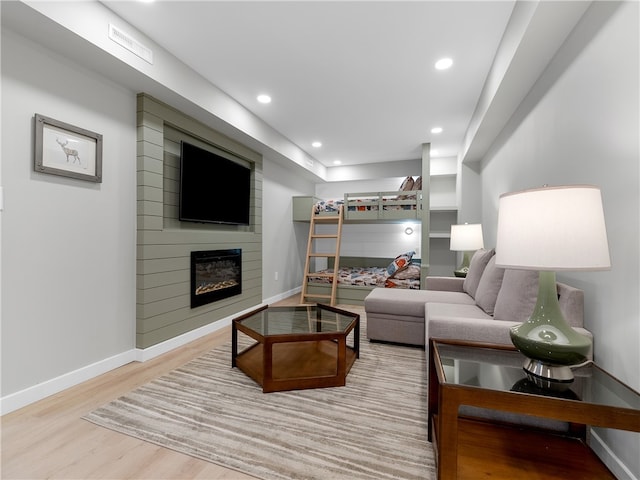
[364,287,474,318]
[557,282,585,328]
[428,310,516,345]
[493,269,539,322]
[474,257,505,316]
[463,248,495,299]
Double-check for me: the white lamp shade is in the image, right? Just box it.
[495,185,611,271]
[450,223,484,251]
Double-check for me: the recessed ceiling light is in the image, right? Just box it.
[435,58,453,70]
[257,94,272,104]
[333,160,342,165]
[431,127,443,134]
[312,141,322,148]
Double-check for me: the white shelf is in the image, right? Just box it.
[430,172,457,178]
[430,205,458,212]
[430,232,452,239]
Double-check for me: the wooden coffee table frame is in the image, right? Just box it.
[232,304,359,393]
[428,338,640,480]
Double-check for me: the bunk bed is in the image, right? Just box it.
[304,255,423,304]
[295,178,425,305]
[313,188,423,222]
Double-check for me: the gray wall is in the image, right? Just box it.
[262,158,316,301]
[477,3,639,477]
[1,28,137,396]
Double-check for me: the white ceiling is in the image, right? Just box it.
[101,1,517,167]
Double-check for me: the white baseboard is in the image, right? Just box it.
[1,298,283,415]
[590,429,638,480]
[265,286,301,304]
[0,350,136,415]
[131,291,300,363]
[135,302,267,362]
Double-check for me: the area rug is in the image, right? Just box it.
[84,317,434,480]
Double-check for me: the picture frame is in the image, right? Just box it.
[34,114,103,183]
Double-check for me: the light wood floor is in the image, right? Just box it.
[1,295,308,480]
[3,296,616,479]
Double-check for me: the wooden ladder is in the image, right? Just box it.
[300,205,344,306]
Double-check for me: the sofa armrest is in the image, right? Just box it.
[425,276,465,292]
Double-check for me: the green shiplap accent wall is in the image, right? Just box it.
[136,94,263,349]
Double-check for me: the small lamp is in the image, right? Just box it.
[495,185,611,384]
[450,223,484,277]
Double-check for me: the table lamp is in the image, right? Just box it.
[495,185,611,383]
[450,223,484,277]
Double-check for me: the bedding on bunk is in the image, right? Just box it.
[306,265,420,289]
[307,251,421,290]
[313,176,423,214]
[313,199,344,214]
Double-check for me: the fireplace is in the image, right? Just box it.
[190,249,242,308]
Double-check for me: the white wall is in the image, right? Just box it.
[262,156,316,300]
[478,3,639,478]
[1,30,137,401]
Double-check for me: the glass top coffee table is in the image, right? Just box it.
[232,304,360,393]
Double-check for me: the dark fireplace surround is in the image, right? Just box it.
[190,249,242,308]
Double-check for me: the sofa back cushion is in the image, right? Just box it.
[463,248,495,299]
[474,256,505,315]
[557,282,585,328]
[493,269,539,322]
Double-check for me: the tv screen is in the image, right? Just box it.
[179,141,251,225]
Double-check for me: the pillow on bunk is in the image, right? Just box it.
[399,176,415,191]
[413,176,422,190]
[389,262,421,280]
[386,251,415,276]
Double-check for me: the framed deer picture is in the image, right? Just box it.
[34,114,103,183]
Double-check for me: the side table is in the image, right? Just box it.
[428,338,640,480]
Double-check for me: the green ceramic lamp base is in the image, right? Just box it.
[453,251,473,278]
[509,270,592,383]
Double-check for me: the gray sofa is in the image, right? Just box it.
[364,248,592,357]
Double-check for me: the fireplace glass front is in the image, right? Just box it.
[191,249,242,308]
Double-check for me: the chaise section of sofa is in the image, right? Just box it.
[364,287,475,346]
[364,248,592,358]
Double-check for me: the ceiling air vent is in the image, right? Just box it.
[108,24,153,65]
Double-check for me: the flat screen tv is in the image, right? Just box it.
[179,141,251,225]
